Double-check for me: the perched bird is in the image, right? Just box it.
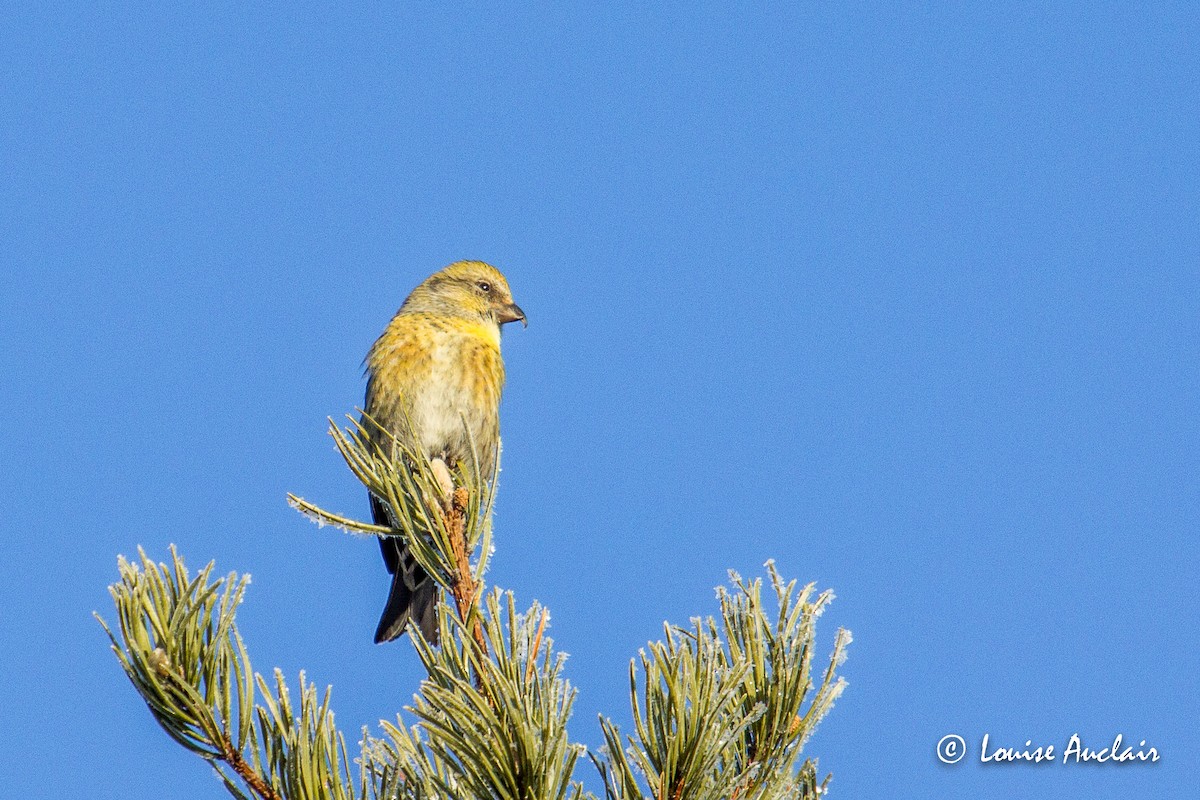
[363,261,526,644]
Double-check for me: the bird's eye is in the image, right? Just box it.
[477,281,492,293]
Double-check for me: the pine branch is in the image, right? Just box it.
[105,410,850,800]
[594,564,851,800]
[96,548,363,800]
[369,593,588,800]
[293,414,591,798]
[292,415,496,683]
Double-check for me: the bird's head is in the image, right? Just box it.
[403,261,527,329]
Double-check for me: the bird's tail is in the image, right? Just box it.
[374,569,439,644]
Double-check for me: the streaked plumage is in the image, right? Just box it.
[363,261,525,644]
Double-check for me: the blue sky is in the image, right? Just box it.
[2,4,1197,798]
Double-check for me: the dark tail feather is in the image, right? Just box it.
[370,493,439,644]
[374,571,439,644]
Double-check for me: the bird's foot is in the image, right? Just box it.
[431,457,455,503]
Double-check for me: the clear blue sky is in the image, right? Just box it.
[2,4,1196,799]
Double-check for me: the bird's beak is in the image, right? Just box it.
[498,302,527,327]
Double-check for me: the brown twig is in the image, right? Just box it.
[443,487,489,684]
[221,742,282,800]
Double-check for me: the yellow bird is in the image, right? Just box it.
[363,261,526,644]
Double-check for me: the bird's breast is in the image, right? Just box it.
[367,315,504,471]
